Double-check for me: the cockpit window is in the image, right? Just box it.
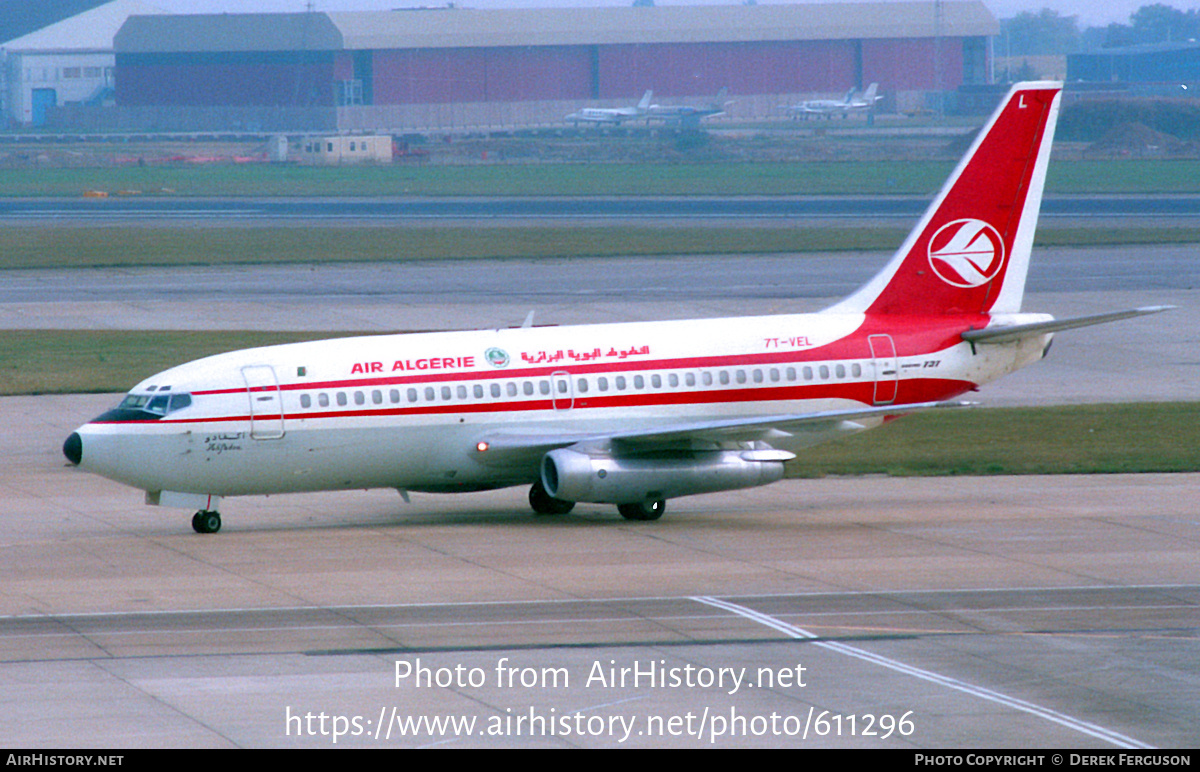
[98,392,193,422]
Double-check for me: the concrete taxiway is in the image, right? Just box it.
[1,244,1197,747]
[3,397,1198,747]
[4,194,1200,223]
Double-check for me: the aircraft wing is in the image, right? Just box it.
[475,399,967,465]
[606,399,966,446]
[962,306,1173,344]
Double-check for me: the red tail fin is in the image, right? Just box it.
[826,82,1062,317]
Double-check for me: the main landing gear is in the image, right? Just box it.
[529,480,574,516]
[618,500,666,522]
[191,509,222,534]
[528,482,667,522]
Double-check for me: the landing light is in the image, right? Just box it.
[476,441,489,452]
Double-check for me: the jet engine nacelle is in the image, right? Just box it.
[541,447,789,504]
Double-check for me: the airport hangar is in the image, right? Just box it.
[109,1,997,132]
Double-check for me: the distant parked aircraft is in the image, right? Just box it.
[566,90,653,125]
[784,83,881,118]
[646,88,731,128]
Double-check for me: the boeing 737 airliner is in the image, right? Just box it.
[63,82,1168,533]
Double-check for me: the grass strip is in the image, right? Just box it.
[0,226,903,269]
[5,159,1200,197]
[788,402,1200,477]
[3,224,1200,270]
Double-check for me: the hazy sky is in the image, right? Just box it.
[144,0,1176,30]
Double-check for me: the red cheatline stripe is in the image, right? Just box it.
[91,378,974,426]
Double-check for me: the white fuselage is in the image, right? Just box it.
[74,310,1050,500]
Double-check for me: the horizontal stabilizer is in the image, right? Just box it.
[961,306,1174,344]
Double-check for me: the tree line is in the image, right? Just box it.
[1001,3,1200,55]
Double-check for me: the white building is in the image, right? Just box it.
[1,0,161,128]
[298,135,394,165]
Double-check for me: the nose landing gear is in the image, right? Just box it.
[191,510,222,534]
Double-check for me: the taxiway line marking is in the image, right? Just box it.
[692,595,1155,750]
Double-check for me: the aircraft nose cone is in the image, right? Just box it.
[63,432,82,466]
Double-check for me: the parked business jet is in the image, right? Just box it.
[647,88,730,127]
[566,90,653,125]
[785,82,881,117]
[64,82,1167,533]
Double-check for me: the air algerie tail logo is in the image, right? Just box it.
[927,219,1007,288]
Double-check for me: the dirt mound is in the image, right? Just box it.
[1087,122,1191,157]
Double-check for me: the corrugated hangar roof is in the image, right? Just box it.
[5,0,161,52]
[115,12,343,54]
[0,0,111,46]
[116,2,997,54]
